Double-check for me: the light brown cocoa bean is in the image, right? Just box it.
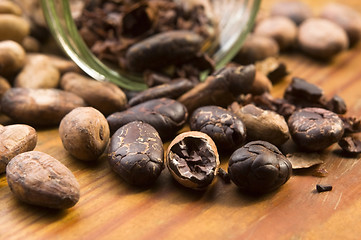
[14,54,60,88]
[229,103,290,146]
[250,71,272,95]
[60,72,127,116]
[0,0,22,15]
[320,3,361,46]
[59,107,110,161]
[0,124,37,173]
[270,0,312,25]
[298,18,348,59]
[254,16,298,50]
[6,151,80,209]
[0,76,11,99]
[0,14,30,43]
[233,34,279,65]
[0,40,26,77]
[1,88,87,126]
[21,36,40,52]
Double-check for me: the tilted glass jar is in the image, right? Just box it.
[41,0,260,91]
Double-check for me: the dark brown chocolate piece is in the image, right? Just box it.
[338,136,361,154]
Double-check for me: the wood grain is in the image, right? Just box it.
[1,0,361,239]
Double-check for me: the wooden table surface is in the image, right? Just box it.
[1,0,361,239]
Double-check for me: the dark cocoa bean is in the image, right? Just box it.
[125,30,203,72]
[189,106,246,152]
[288,107,344,151]
[108,121,164,186]
[228,140,292,194]
[129,78,194,106]
[107,98,188,140]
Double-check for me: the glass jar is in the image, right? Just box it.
[41,0,260,91]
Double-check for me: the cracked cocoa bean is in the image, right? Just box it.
[189,105,246,152]
[166,131,219,190]
[288,107,344,151]
[108,121,164,186]
[6,151,80,209]
[107,98,188,141]
[228,140,292,194]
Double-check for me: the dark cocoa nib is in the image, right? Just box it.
[338,136,361,154]
[228,141,292,194]
[316,184,332,192]
[190,105,246,152]
[108,121,164,186]
[288,107,344,151]
[107,98,188,141]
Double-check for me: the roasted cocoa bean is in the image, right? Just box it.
[129,79,194,107]
[178,64,255,114]
[0,40,26,77]
[230,104,290,146]
[254,16,297,50]
[298,18,348,59]
[1,88,87,126]
[288,107,344,151]
[108,121,164,186]
[189,106,246,152]
[125,30,203,72]
[107,98,188,140]
[270,0,312,25]
[233,34,279,65]
[59,107,110,161]
[14,54,60,89]
[0,14,30,43]
[320,3,361,45]
[166,131,219,190]
[0,124,37,173]
[6,151,80,209]
[228,141,292,194]
[60,72,127,116]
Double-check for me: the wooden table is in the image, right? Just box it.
[1,0,361,239]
